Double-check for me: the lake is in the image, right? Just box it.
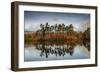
[24,43,90,61]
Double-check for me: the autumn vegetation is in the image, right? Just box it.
[25,22,90,45]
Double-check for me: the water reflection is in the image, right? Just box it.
[24,42,90,61]
[35,43,76,58]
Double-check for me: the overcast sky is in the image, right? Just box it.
[24,11,90,32]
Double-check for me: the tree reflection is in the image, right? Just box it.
[35,42,76,58]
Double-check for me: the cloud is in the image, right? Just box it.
[25,23,40,32]
[52,16,59,21]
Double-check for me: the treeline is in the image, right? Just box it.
[25,22,90,44]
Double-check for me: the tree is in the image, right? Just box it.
[54,24,58,32]
[69,24,74,31]
[62,23,65,33]
[40,24,45,41]
[50,25,54,32]
[40,24,44,30]
[82,27,90,51]
[68,24,74,35]
[83,27,90,40]
[65,26,69,32]
[45,22,49,33]
[58,24,62,32]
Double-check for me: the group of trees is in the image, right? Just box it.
[36,22,74,36]
[35,22,90,43]
[36,22,77,42]
[25,22,90,46]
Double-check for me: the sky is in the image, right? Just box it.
[24,11,90,32]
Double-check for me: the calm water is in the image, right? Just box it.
[24,43,90,61]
